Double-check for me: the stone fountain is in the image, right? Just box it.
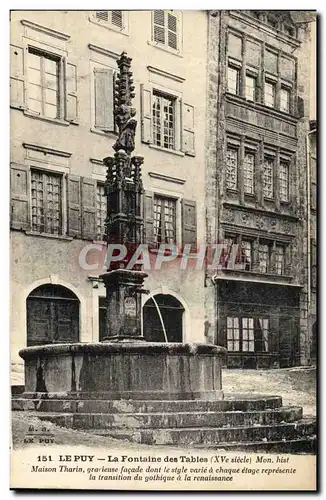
[14,53,315,453]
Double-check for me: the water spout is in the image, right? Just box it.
[148,293,168,343]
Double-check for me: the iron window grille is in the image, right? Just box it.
[263,156,274,198]
[243,152,255,194]
[279,161,290,202]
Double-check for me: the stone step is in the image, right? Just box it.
[22,407,303,430]
[193,436,317,454]
[28,413,316,446]
[12,394,283,413]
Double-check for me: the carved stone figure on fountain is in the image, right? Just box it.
[113,104,137,156]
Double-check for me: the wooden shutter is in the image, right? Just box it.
[56,301,79,343]
[65,61,78,122]
[111,10,123,28]
[81,177,97,240]
[67,174,81,238]
[10,45,25,109]
[143,191,155,248]
[167,12,178,50]
[182,103,195,156]
[10,163,30,231]
[27,299,52,346]
[181,199,197,250]
[94,68,115,132]
[140,84,152,144]
[153,10,166,44]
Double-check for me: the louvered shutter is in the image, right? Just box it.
[10,163,30,231]
[140,84,152,144]
[94,68,115,132]
[167,12,178,50]
[67,174,81,238]
[81,177,97,240]
[96,11,109,22]
[65,61,78,122]
[111,10,123,28]
[10,45,25,109]
[182,102,195,156]
[153,10,165,44]
[143,191,155,248]
[181,199,197,251]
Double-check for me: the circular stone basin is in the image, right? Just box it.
[19,342,227,400]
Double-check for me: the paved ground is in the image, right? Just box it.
[11,367,316,450]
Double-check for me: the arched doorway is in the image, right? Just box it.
[143,294,184,342]
[26,284,80,346]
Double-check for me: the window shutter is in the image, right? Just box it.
[96,11,109,22]
[167,12,178,50]
[111,10,123,28]
[10,163,30,231]
[81,177,97,240]
[181,199,197,251]
[67,174,82,238]
[94,68,115,132]
[143,191,155,248]
[10,45,25,109]
[65,61,78,122]
[140,84,152,144]
[182,103,195,156]
[153,10,166,44]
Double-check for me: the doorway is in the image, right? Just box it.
[26,284,80,346]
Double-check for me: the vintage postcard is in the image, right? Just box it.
[10,9,317,491]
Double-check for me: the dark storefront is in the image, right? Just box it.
[216,280,301,369]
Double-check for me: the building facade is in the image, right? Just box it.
[10,10,316,384]
[204,10,316,368]
[10,10,208,384]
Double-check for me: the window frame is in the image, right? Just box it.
[263,155,275,199]
[90,11,129,35]
[152,90,177,151]
[226,146,239,191]
[153,194,178,246]
[30,167,64,236]
[151,10,182,55]
[226,315,270,353]
[227,65,240,95]
[279,159,290,203]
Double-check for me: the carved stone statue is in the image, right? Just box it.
[113,104,137,155]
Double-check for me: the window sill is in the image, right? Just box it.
[25,231,73,241]
[244,193,256,199]
[90,127,117,138]
[147,40,183,58]
[225,93,299,122]
[226,188,239,194]
[264,197,276,202]
[23,110,71,127]
[221,267,293,280]
[148,144,185,157]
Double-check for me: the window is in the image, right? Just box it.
[264,80,276,108]
[245,74,256,101]
[152,92,175,150]
[96,183,107,240]
[227,317,240,351]
[242,318,255,351]
[263,157,274,198]
[243,152,255,194]
[275,246,285,275]
[153,196,176,245]
[280,87,290,113]
[31,169,62,235]
[258,243,270,273]
[279,161,289,202]
[27,49,60,119]
[241,240,252,271]
[227,66,239,95]
[152,10,179,51]
[94,11,125,30]
[226,148,238,190]
[226,316,269,352]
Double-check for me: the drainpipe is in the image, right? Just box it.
[306,127,316,310]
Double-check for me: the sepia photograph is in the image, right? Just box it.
[9,8,318,491]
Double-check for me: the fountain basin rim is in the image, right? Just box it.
[19,342,227,360]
